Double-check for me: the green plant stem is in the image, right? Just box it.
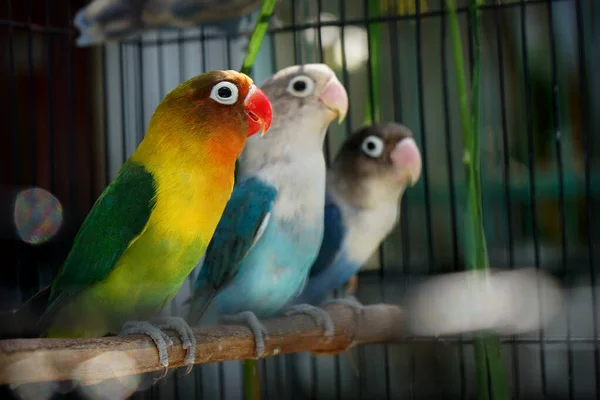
[243,359,260,400]
[240,0,277,75]
[445,0,509,399]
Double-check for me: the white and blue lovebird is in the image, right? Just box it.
[291,122,422,309]
[186,64,349,357]
[73,0,261,46]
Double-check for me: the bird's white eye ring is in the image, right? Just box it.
[361,135,385,158]
[286,75,315,98]
[209,81,239,105]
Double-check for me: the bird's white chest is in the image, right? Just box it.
[341,202,400,264]
[254,155,326,227]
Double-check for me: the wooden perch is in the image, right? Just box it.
[0,304,402,386]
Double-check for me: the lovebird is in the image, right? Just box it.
[291,122,422,309]
[186,63,349,357]
[35,70,272,376]
[73,0,261,47]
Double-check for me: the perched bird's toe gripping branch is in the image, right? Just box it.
[310,296,367,356]
[118,321,172,381]
[220,311,269,358]
[118,316,197,381]
[283,304,335,340]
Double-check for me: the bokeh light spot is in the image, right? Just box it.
[13,188,63,245]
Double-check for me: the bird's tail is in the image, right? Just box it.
[0,285,50,339]
[185,287,217,326]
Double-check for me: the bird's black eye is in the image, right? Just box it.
[293,80,306,92]
[287,75,315,97]
[218,87,232,98]
[361,135,384,158]
[209,81,239,105]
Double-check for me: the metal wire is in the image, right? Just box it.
[518,1,547,396]
[493,2,519,396]
[574,0,600,397]
[546,2,573,399]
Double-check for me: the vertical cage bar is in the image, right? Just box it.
[118,44,128,164]
[387,5,415,399]
[7,0,23,305]
[493,1,519,396]
[338,0,351,138]
[519,1,546,395]
[546,1,573,399]
[367,1,391,398]
[200,27,207,72]
[66,1,77,215]
[102,45,110,186]
[86,32,98,206]
[414,1,437,396]
[439,1,465,397]
[27,0,41,291]
[574,0,599,397]
[414,0,435,272]
[26,0,36,187]
[136,39,145,144]
[291,0,302,64]
[45,0,56,192]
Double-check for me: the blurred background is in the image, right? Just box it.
[0,0,598,398]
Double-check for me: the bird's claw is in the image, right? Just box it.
[119,320,171,375]
[118,317,196,378]
[149,316,197,373]
[182,363,194,377]
[284,304,335,340]
[323,296,365,344]
[221,311,269,358]
[154,366,169,384]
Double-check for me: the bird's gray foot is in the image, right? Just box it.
[149,316,196,376]
[118,320,174,382]
[284,304,335,340]
[221,311,268,358]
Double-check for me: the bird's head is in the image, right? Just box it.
[330,123,422,208]
[242,64,348,160]
[144,69,273,162]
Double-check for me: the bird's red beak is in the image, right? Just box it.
[244,84,273,137]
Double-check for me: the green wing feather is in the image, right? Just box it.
[39,161,156,331]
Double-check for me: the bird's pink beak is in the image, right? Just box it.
[318,75,348,124]
[390,137,422,187]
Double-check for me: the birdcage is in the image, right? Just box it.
[0,0,599,399]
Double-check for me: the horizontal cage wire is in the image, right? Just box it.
[0,0,599,399]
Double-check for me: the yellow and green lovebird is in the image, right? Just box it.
[37,70,273,376]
